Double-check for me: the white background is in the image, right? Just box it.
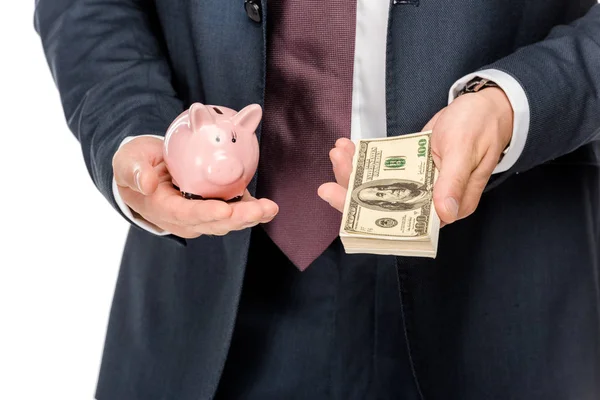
[0,2,128,400]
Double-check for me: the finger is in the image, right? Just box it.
[256,198,279,222]
[458,174,488,220]
[114,156,159,196]
[142,218,201,240]
[200,222,234,236]
[154,161,173,183]
[260,215,276,224]
[329,147,353,189]
[196,198,278,235]
[335,137,355,159]
[197,199,265,234]
[422,109,445,132]
[118,185,144,210]
[237,190,279,221]
[457,150,497,219]
[203,192,267,227]
[112,138,164,195]
[174,198,234,226]
[118,186,161,225]
[318,182,347,212]
[230,198,265,225]
[432,149,475,224]
[152,184,233,225]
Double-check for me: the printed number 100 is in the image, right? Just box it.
[417,138,428,158]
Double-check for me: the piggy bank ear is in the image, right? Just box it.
[231,104,262,131]
[189,103,215,131]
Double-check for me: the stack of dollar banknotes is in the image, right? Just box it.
[340,131,440,258]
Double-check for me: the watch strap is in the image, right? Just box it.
[458,77,499,96]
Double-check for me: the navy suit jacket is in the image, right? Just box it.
[35,1,600,399]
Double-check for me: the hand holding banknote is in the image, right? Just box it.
[319,86,513,227]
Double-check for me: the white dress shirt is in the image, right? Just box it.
[112,0,530,236]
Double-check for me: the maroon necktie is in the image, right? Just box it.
[256,0,357,271]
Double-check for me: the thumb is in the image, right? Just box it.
[433,149,472,224]
[112,137,162,195]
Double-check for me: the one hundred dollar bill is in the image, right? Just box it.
[339,131,440,258]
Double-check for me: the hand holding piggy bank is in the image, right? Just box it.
[163,102,261,202]
[112,102,277,239]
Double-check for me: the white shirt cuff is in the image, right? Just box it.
[448,69,530,174]
[112,134,170,236]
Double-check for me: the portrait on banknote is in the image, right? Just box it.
[351,178,431,212]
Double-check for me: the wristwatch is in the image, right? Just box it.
[458,77,499,96]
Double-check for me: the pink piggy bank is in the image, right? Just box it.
[163,102,262,202]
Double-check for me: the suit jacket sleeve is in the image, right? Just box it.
[483,4,600,177]
[34,0,184,229]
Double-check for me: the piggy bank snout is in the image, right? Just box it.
[205,156,245,186]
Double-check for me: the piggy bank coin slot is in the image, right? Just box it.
[212,107,223,114]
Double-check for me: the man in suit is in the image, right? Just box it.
[35,0,600,399]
